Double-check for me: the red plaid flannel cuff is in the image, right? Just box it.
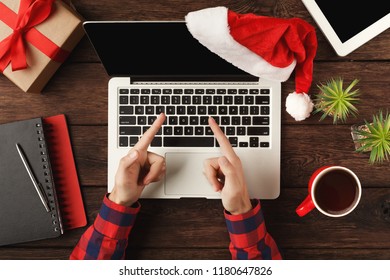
[94,194,141,240]
[224,200,266,249]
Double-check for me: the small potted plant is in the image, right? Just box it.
[313,77,360,124]
[351,110,390,164]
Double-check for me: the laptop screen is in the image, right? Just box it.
[84,22,256,81]
[314,0,390,43]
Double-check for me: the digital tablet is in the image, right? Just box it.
[302,0,390,56]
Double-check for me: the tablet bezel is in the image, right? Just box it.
[302,0,390,56]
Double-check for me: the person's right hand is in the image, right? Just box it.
[109,113,166,207]
[203,117,252,215]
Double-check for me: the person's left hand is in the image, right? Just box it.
[109,113,166,206]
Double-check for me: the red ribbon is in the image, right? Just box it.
[0,0,70,72]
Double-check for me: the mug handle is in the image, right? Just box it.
[296,195,315,217]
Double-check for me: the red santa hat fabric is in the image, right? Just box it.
[185,6,318,121]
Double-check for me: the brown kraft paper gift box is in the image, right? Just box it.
[0,0,84,93]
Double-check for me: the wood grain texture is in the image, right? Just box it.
[0,0,389,260]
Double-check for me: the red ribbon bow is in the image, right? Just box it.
[0,0,69,72]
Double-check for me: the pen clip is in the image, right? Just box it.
[15,143,50,212]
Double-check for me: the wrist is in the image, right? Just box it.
[227,199,253,215]
[108,190,137,207]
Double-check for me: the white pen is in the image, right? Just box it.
[15,143,50,212]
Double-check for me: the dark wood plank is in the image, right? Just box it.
[2,247,390,260]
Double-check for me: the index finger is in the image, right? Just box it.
[208,117,237,160]
[134,113,166,150]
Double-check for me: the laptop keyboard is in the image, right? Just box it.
[118,86,271,148]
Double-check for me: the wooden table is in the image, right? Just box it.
[1,0,390,260]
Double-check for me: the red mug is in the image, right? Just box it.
[296,166,362,217]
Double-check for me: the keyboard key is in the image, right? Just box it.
[163,89,172,94]
[151,96,160,104]
[140,96,149,104]
[203,96,212,104]
[152,89,161,94]
[173,89,183,94]
[169,116,178,125]
[247,127,269,135]
[120,116,136,125]
[218,106,228,115]
[130,89,139,94]
[217,89,226,94]
[141,89,150,94]
[249,89,259,94]
[174,127,183,135]
[119,89,129,94]
[130,137,139,146]
[166,106,175,115]
[164,126,173,135]
[261,89,270,94]
[129,96,139,104]
[198,106,207,115]
[119,96,128,104]
[239,142,249,147]
[250,137,259,147]
[120,126,141,135]
[245,96,254,104]
[228,89,237,94]
[119,136,128,147]
[172,95,180,104]
[138,116,146,125]
[250,106,260,115]
[260,142,270,147]
[261,106,270,115]
[184,127,193,135]
[239,89,248,94]
[253,116,269,125]
[195,89,204,94]
[206,89,215,94]
[195,126,204,135]
[184,89,194,94]
[119,106,133,115]
[164,137,214,147]
[151,137,162,147]
[135,106,144,114]
[256,96,270,104]
[179,116,188,125]
[229,137,238,147]
[146,106,154,115]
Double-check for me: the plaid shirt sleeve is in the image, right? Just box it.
[70,194,140,260]
[225,199,282,260]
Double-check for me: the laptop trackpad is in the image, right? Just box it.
[164,152,220,198]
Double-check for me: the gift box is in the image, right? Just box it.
[0,0,84,93]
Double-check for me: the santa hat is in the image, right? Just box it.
[185,7,317,121]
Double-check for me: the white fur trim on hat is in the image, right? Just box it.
[285,92,313,121]
[185,6,296,81]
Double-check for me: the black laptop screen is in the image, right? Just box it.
[84,22,255,81]
[314,0,390,43]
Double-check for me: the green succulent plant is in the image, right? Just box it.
[353,110,390,164]
[314,77,360,124]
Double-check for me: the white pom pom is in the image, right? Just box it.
[285,92,314,121]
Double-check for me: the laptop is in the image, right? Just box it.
[83,21,281,199]
[302,0,390,56]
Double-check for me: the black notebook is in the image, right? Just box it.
[0,117,63,246]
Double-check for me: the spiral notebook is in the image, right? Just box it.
[0,114,86,246]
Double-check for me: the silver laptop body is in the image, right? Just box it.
[84,21,281,199]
